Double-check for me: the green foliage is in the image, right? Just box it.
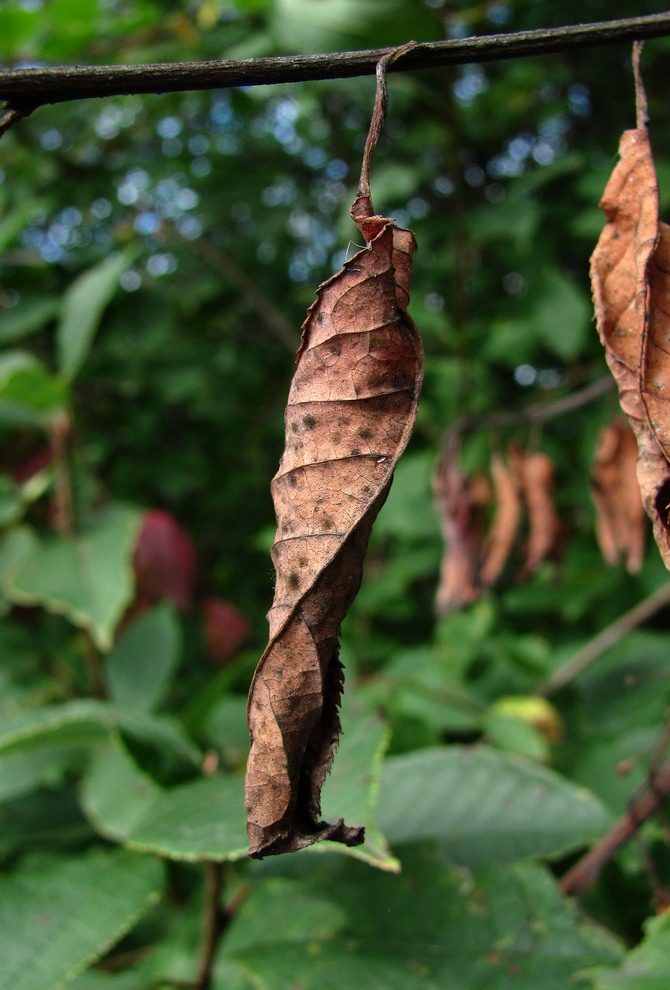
[2,0,670,986]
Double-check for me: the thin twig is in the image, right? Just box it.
[1,13,670,108]
[538,582,670,697]
[186,235,299,352]
[560,757,670,896]
[443,376,615,451]
[194,862,225,990]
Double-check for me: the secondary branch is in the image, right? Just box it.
[1,12,670,108]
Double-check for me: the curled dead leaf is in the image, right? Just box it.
[480,452,521,588]
[592,419,646,573]
[245,193,423,857]
[433,441,488,615]
[509,447,562,576]
[591,54,670,567]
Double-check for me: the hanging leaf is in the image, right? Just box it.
[509,446,562,576]
[433,434,487,615]
[480,451,521,587]
[57,251,132,381]
[246,46,423,858]
[591,419,646,573]
[591,46,670,566]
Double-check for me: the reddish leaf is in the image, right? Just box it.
[203,597,251,664]
[133,509,196,612]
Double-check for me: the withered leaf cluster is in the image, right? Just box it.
[433,440,561,614]
[591,50,670,568]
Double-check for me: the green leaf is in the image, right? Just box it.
[0,298,59,346]
[6,504,142,651]
[83,700,396,868]
[316,701,398,871]
[270,0,441,52]
[57,253,131,381]
[228,847,621,989]
[82,733,248,860]
[377,746,612,866]
[0,848,162,990]
[105,604,181,712]
[0,351,68,419]
[0,787,93,859]
[531,269,591,361]
[89,759,249,862]
[0,699,200,768]
[580,911,670,989]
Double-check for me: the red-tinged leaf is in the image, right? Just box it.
[133,509,196,612]
[203,597,251,665]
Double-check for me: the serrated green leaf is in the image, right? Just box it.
[84,744,248,861]
[6,504,142,651]
[57,252,131,381]
[123,773,249,861]
[0,848,162,990]
[377,746,612,866]
[579,910,670,989]
[315,701,398,871]
[105,604,180,712]
[228,847,621,990]
[83,701,395,868]
[0,699,199,768]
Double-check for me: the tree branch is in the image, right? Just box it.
[538,582,670,697]
[560,757,670,897]
[1,13,670,108]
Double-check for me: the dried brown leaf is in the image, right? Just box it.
[592,419,646,573]
[510,448,562,576]
[433,444,488,615]
[480,452,522,587]
[590,103,670,565]
[244,196,423,857]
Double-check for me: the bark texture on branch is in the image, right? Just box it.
[1,13,670,108]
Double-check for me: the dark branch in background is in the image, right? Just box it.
[560,757,670,897]
[442,376,615,452]
[1,12,670,112]
[539,583,670,697]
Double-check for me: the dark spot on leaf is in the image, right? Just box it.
[288,572,300,590]
[358,427,372,440]
[350,447,361,456]
[303,414,317,429]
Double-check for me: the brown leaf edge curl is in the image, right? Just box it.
[245,43,424,858]
[591,42,670,566]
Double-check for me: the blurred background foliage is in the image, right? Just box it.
[3,1,670,988]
